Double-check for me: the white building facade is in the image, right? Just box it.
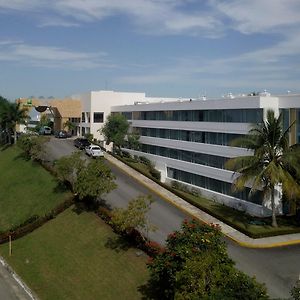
[72,90,146,149]
[110,93,300,217]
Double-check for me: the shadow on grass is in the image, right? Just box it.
[53,181,69,194]
[13,151,31,161]
[72,198,105,215]
[104,236,132,253]
[137,282,158,300]
[0,143,12,151]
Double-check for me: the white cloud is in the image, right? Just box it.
[211,0,300,34]
[0,41,112,69]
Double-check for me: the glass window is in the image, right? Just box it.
[81,112,85,123]
[94,112,104,123]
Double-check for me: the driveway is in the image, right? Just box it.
[45,137,300,299]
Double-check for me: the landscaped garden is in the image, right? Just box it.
[0,207,149,300]
[116,153,300,238]
[0,146,72,232]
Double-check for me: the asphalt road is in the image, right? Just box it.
[46,137,300,299]
[0,261,32,300]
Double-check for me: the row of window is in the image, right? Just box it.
[125,143,229,169]
[69,117,81,123]
[135,127,242,146]
[167,167,263,204]
[122,109,263,123]
[81,112,104,123]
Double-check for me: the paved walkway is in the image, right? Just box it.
[105,153,300,248]
[0,257,35,300]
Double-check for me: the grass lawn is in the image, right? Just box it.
[0,207,149,300]
[0,146,72,232]
[176,190,300,238]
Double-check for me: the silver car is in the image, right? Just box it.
[85,145,104,158]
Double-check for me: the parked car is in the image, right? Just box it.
[55,130,68,138]
[74,138,91,150]
[85,144,104,158]
[39,126,52,135]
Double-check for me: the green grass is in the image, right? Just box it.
[175,189,300,238]
[0,207,149,300]
[0,146,71,232]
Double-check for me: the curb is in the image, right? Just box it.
[105,153,300,249]
[0,256,37,300]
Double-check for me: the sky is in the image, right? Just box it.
[1,0,300,100]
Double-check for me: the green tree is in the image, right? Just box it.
[226,110,300,227]
[0,99,28,143]
[36,114,53,132]
[147,219,268,300]
[127,131,140,150]
[17,135,49,161]
[110,195,156,239]
[75,158,116,200]
[101,113,129,151]
[63,120,76,132]
[55,152,84,192]
[55,153,116,200]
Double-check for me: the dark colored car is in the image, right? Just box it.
[74,138,91,149]
[55,130,68,138]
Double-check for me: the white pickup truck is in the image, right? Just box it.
[85,145,104,158]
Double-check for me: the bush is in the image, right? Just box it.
[121,151,131,158]
[147,219,268,300]
[149,168,161,181]
[0,196,74,244]
[291,280,300,300]
[84,133,93,142]
[139,156,153,167]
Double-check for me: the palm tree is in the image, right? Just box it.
[226,110,300,227]
[0,99,28,144]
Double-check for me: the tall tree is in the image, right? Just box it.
[75,158,117,200]
[226,110,300,227]
[101,113,129,151]
[55,153,117,200]
[0,99,28,144]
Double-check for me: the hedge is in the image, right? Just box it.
[0,196,74,244]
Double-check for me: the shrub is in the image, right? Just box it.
[147,219,268,299]
[291,280,300,300]
[149,168,161,181]
[139,156,153,167]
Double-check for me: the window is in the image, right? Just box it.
[94,112,104,123]
[81,112,85,123]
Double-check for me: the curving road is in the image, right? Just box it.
[47,138,300,299]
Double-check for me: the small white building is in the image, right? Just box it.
[72,90,146,149]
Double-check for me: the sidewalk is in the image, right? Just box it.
[105,153,300,248]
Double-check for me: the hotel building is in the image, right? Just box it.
[111,93,300,217]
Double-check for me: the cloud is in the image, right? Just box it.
[211,0,300,34]
[37,17,80,28]
[0,0,223,35]
[0,41,112,69]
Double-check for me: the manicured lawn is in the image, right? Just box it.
[0,146,71,232]
[176,190,300,238]
[0,207,149,300]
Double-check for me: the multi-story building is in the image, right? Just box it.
[18,90,300,217]
[72,90,146,149]
[111,93,300,217]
